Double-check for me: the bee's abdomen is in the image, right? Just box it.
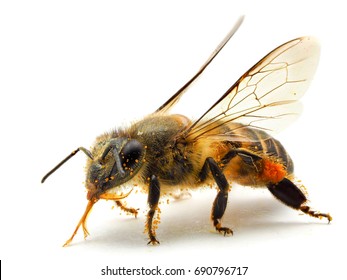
[237,127,294,175]
[220,126,294,187]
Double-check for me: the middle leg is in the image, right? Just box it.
[200,157,233,235]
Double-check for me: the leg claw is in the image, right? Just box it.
[147,236,160,245]
[217,227,233,236]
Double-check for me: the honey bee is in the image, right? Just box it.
[42,16,332,246]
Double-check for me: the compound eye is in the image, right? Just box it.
[120,139,143,170]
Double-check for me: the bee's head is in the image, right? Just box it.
[41,137,145,201]
[85,138,145,200]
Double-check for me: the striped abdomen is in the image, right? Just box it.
[221,126,294,187]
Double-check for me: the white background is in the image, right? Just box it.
[1,0,346,279]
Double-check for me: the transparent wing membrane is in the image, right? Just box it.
[186,37,320,142]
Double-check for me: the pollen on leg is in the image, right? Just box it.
[261,159,286,183]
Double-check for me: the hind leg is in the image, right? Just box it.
[268,178,332,222]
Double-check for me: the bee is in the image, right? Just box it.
[42,16,332,246]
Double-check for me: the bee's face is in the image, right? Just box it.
[85,138,145,200]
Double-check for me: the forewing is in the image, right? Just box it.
[186,37,320,142]
[155,16,244,114]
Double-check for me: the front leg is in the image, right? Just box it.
[115,201,139,218]
[200,157,233,236]
[146,175,161,245]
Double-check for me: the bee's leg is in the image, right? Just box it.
[200,157,233,236]
[146,175,161,245]
[115,201,139,218]
[268,178,332,222]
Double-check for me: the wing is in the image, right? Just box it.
[155,16,244,114]
[184,36,320,142]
